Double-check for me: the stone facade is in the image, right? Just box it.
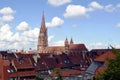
[37,13,88,54]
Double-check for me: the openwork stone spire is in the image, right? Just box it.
[37,12,48,52]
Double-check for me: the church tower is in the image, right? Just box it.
[70,38,74,45]
[37,12,48,52]
[65,38,69,53]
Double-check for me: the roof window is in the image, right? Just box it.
[7,69,14,73]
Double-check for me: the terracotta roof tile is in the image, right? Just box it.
[45,46,65,51]
[94,51,117,77]
[69,44,87,51]
[12,58,34,70]
[3,64,36,79]
[9,70,36,77]
[50,69,80,77]
[94,51,116,62]
[95,66,106,78]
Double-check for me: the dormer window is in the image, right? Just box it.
[34,63,37,66]
[56,58,59,64]
[64,60,70,63]
[86,60,87,62]
[7,69,14,73]
[18,58,24,64]
[7,70,11,73]
[42,62,45,65]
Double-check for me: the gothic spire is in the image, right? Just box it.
[65,37,68,42]
[37,12,48,52]
[70,38,74,44]
[40,11,47,32]
[65,37,69,45]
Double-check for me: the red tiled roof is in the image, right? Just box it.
[69,44,87,51]
[68,53,84,64]
[38,43,87,54]
[12,58,34,70]
[15,53,33,58]
[45,46,65,51]
[95,66,106,78]
[36,55,67,70]
[9,70,36,77]
[94,51,116,62]
[3,66,10,80]
[50,69,80,77]
[3,65,36,80]
[3,59,10,66]
[94,51,117,77]
[55,55,67,68]
[36,58,49,70]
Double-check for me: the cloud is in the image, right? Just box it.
[48,0,71,6]
[0,7,60,50]
[87,42,108,50]
[0,7,15,15]
[0,24,13,41]
[72,24,78,28]
[63,2,103,18]
[89,1,103,10]
[87,42,120,50]
[104,4,116,12]
[1,15,14,22]
[64,5,88,18]
[13,28,39,49]
[116,4,120,8]
[0,24,40,50]
[116,23,120,27]
[10,32,21,42]
[0,7,15,24]
[16,21,29,31]
[0,23,55,50]
[22,28,39,40]
[46,17,64,27]
[112,43,120,49]
[63,1,120,18]
[0,15,14,25]
[48,36,54,42]
[51,40,64,46]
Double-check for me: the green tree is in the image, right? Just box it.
[35,75,43,80]
[96,47,120,80]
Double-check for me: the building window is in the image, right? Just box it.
[64,60,70,63]
[7,70,11,73]
[7,69,14,73]
[10,77,17,80]
[56,58,59,64]
[81,60,83,62]
[80,64,82,67]
[34,63,37,66]
[85,60,88,63]
[10,78,13,80]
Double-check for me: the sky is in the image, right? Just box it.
[0,0,120,51]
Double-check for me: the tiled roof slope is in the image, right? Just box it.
[69,44,88,51]
[94,51,116,62]
[12,58,34,70]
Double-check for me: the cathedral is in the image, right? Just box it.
[37,13,88,54]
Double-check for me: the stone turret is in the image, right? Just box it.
[65,38,69,53]
[70,38,74,45]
